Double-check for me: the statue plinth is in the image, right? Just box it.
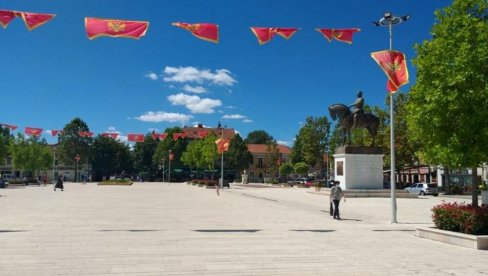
[333,146,384,190]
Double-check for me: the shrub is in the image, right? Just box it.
[432,202,488,235]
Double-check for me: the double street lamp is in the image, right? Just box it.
[373,12,410,224]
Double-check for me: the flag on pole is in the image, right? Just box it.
[0,10,55,30]
[102,133,118,139]
[85,17,149,40]
[172,22,219,43]
[250,27,298,45]
[215,138,230,154]
[316,28,360,44]
[371,50,409,93]
[0,123,17,130]
[25,127,43,136]
[128,133,145,142]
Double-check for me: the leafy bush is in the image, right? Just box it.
[432,202,488,235]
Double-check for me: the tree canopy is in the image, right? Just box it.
[245,130,274,144]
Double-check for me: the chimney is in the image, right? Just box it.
[198,123,203,128]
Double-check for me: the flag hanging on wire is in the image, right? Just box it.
[85,17,149,40]
[371,50,409,93]
[0,9,55,30]
[128,133,145,142]
[173,132,187,141]
[24,127,43,136]
[79,131,94,137]
[51,130,63,136]
[0,123,18,130]
[172,22,219,43]
[316,28,360,44]
[250,27,298,45]
[102,133,119,139]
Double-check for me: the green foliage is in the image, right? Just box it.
[225,134,253,173]
[407,0,488,205]
[0,127,12,162]
[181,133,218,170]
[291,116,330,167]
[279,163,294,175]
[294,162,309,175]
[90,135,133,181]
[432,202,488,235]
[245,130,274,144]
[10,134,52,175]
[133,133,159,180]
[153,127,187,172]
[57,118,92,166]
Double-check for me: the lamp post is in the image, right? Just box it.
[373,12,410,224]
[168,150,172,183]
[52,146,56,183]
[74,153,81,182]
[220,126,224,190]
[162,156,166,183]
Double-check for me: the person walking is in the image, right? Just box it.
[330,181,345,220]
[54,173,64,191]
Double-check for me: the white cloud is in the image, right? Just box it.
[183,85,207,94]
[163,66,237,86]
[243,119,253,123]
[222,114,246,119]
[104,127,127,142]
[167,93,222,114]
[135,111,193,123]
[277,140,290,146]
[145,71,158,80]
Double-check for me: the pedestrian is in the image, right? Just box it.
[54,173,64,191]
[81,174,86,185]
[330,181,345,220]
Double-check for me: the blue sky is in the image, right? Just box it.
[1,0,452,146]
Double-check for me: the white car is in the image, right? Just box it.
[404,183,439,196]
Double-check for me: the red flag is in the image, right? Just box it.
[169,153,174,161]
[198,131,208,138]
[25,127,43,136]
[51,130,63,136]
[371,50,409,93]
[79,131,93,137]
[250,27,298,45]
[85,17,149,40]
[215,138,230,154]
[0,10,16,28]
[0,123,18,130]
[20,12,55,31]
[0,10,54,30]
[151,133,159,140]
[159,133,168,140]
[316,28,360,44]
[128,133,145,142]
[172,132,187,141]
[172,22,219,43]
[102,133,118,139]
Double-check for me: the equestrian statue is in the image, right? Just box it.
[328,91,380,146]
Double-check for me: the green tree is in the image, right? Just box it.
[264,141,280,180]
[225,134,252,174]
[0,126,12,163]
[57,118,92,176]
[406,0,488,205]
[294,162,309,175]
[153,127,189,178]
[245,130,274,144]
[133,133,159,180]
[90,135,133,181]
[279,163,294,176]
[293,116,330,169]
[10,134,52,177]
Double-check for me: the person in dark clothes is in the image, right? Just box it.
[54,173,64,191]
[330,181,345,219]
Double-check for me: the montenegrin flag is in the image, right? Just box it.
[173,132,187,141]
[24,127,43,136]
[102,133,119,139]
[79,131,94,137]
[172,22,219,43]
[250,27,298,45]
[51,130,63,136]
[215,138,230,154]
[128,133,145,142]
[151,133,168,140]
[85,17,149,40]
[0,123,17,130]
[0,9,55,30]
[371,50,409,93]
[316,28,360,44]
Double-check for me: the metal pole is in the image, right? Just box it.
[220,127,224,189]
[52,148,55,183]
[168,151,171,183]
[389,22,398,224]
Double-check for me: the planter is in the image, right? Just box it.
[482,190,488,205]
[417,227,488,250]
[98,181,133,186]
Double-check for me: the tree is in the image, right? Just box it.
[264,141,281,180]
[225,134,252,174]
[153,127,189,179]
[245,130,274,144]
[406,0,488,205]
[57,118,92,179]
[10,134,52,177]
[133,133,159,180]
[294,162,309,175]
[293,116,331,170]
[279,163,294,177]
[90,135,133,181]
[0,126,12,163]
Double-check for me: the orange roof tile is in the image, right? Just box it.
[247,144,291,154]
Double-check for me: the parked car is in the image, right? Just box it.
[404,183,439,196]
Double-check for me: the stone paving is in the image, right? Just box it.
[0,182,487,275]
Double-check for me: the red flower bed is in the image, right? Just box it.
[432,202,488,235]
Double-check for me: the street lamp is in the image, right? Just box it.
[373,12,410,224]
[52,146,56,184]
[75,153,81,182]
[161,156,166,183]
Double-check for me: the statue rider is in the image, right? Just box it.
[349,91,364,128]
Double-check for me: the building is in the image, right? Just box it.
[182,124,235,140]
[246,144,291,183]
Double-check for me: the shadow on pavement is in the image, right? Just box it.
[194,229,261,233]
[0,230,30,233]
[291,229,335,233]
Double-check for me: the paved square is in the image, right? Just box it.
[1,182,487,275]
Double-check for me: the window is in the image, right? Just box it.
[258,158,263,168]
[250,157,254,165]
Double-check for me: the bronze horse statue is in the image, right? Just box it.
[328,103,380,146]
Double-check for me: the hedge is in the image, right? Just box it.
[432,202,488,235]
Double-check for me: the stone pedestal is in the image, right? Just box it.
[333,146,383,190]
